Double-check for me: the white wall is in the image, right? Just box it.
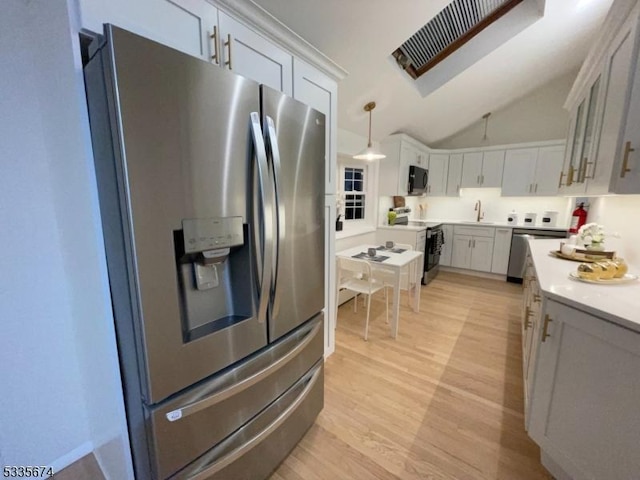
[379,189,573,228]
[434,70,577,149]
[0,0,132,477]
[588,195,640,264]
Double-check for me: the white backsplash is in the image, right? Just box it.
[588,195,640,264]
[379,188,573,227]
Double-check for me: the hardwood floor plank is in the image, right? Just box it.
[270,272,551,480]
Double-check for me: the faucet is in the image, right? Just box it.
[474,200,484,222]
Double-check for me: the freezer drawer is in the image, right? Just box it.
[171,361,324,480]
[148,314,323,479]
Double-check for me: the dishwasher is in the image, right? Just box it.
[507,228,568,283]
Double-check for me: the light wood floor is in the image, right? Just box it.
[270,271,552,480]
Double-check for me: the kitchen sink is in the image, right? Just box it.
[461,221,495,224]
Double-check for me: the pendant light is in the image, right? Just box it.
[353,101,386,161]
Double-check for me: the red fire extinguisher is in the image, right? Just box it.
[569,202,587,233]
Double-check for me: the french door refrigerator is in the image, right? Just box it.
[84,25,325,480]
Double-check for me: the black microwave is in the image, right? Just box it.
[408,165,429,195]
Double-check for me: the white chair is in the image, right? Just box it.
[336,257,388,341]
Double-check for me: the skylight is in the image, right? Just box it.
[393,0,524,79]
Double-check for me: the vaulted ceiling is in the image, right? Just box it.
[252,0,613,145]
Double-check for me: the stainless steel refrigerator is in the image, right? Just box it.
[84,25,325,480]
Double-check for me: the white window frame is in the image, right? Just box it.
[337,157,374,228]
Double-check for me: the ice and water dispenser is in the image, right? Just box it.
[174,217,258,342]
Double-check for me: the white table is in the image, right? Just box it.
[336,245,423,338]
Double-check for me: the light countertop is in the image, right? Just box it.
[378,219,568,232]
[528,238,640,333]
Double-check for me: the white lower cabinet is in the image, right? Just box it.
[490,228,512,275]
[440,224,454,266]
[450,226,494,272]
[528,299,640,480]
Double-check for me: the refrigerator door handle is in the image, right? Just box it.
[182,364,322,480]
[164,320,321,422]
[264,115,285,319]
[250,112,274,325]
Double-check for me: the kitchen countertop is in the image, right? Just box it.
[528,238,640,333]
[378,219,568,232]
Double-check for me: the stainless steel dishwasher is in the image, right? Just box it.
[507,228,568,283]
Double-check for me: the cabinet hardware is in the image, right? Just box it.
[534,183,538,193]
[456,185,460,194]
[468,239,471,248]
[524,307,533,330]
[528,183,532,193]
[210,26,219,64]
[472,239,476,248]
[533,294,541,303]
[566,164,575,186]
[224,34,233,70]
[481,175,484,184]
[542,314,553,342]
[583,161,595,180]
[621,141,634,178]
[558,171,566,188]
[477,175,480,184]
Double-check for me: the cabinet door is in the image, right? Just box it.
[481,150,505,187]
[79,0,219,62]
[451,235,472,269]
[446,153,463,196]
[470,236,494,272]
[427,154,449,196]
[501,148,537,196]
[534,146,565,196]
[529,300,640,480]
[293,59,337,195]
[218,12,293,95]
[615,30,640,193]
[589,24,636,195]
[378,141,402,196]
[324,195,336,357]
[440,224,454,266]
[490,228,512,274]
[461,152,483,187]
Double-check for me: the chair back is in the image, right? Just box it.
[337,257,372,282]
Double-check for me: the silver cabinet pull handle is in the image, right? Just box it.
[224,34,232,69]
[186,365,322,479]
[165,320,322,422]
[210,26,219,64]
[542,314,553,342]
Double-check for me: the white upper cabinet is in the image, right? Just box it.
[293,59,337,195]
[78,0,219,61]
[502,145,564,196]
[534,146,565,195]
[379,134,429,196]
[502,148,537,196]
[461,150,504,187]
[446,153,463,196]
[427,154,449,196]
[481,150,505,187]
[461,152,483,187]
[218,11,292,95]
[562,2,640,195]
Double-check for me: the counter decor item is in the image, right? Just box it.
[571,258,636,284]
[524,212,537,225]
[393,196,405,208]
[577,223,616,258]
[335,214,343,232]
[507,210,518,225]
[387,209,397,226]
[542,211,559,227]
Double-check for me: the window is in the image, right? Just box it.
[343,167,366,220]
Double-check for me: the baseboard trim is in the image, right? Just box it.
[50,441,94,477]
[440,266,506,281]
